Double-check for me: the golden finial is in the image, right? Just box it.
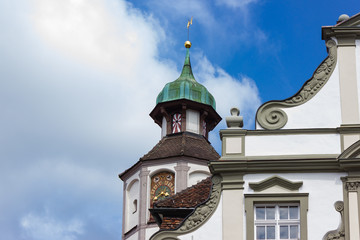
[185,17,193,48]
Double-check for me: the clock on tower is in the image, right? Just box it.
[150,172,175,207]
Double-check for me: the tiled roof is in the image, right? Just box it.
[150,177,213,230]
[160,217,184,230]
[155,177,212,208]
[141,132,219,161]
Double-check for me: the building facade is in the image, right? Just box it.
[149,13,360,240]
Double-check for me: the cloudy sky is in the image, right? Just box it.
[1,0,359,239]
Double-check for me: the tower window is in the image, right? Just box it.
[132,199,137,214]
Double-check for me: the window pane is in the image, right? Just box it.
[289,206,299,219]
[280,225,289,239]
[290,225,299,239]
[267,226,275,239]
[266,207,275,220]
[279,206,289,219]
[256,226,265,239]
[256,207,265,220]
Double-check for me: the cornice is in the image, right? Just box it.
[256,40,337,130]
[246,128,338,135]
[209,158,349,174]
[220,154,339,161]
[220,125,360,138]
[119,157,209,181]
[322,27,360,40]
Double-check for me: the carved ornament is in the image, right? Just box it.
[322,201,345,240]
[150,175,222,240]
[256,40,337,130]
[178,175,221,232]
[345,181,360,192]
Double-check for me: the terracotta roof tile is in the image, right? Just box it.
[160,217,184,230]
[150,177,213,230]
[155,177,212,208]
[140,132,219,161]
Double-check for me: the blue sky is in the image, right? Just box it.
[1,0,359,239]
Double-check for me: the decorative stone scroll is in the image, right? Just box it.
[150,175,222,240]
[322,201,345,240]
[178,175,222,232]
[256,40,337,130]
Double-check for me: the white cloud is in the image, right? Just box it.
[0,0,261,239]
[216,0,259,9]
[146,0,216,31]
[194,53,261,127]
[21,211,84,240]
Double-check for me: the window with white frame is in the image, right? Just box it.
[254,204,300,240]
[245,193,308,240]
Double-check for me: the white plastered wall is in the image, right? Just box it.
[279,63,342,129]
[125,232,138,240]
[356,40,360,113]
[245,133,341,156]
[146,226,160,240]
[243,172,347,240]
[186,109,200,134]
[124,170,140,232]
[178,197,223,240]
[188,163,211,187]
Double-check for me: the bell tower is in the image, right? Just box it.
[119,40,221,240]
[150,41,220,139]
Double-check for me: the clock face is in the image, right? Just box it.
[150,172,175,205]
[154,185,172,201]
[172,113,182,133]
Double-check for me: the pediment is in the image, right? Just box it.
[249,175,303,192]
[336,12,360,27]
[339,140,360,159]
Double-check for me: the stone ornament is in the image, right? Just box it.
[322,201,345,240]
[150,175,222,240]
[225,107,244,128]
[179,175,222,232]
[256,40,337,130]
[345,181,360,191]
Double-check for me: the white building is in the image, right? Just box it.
[149,13,360,240]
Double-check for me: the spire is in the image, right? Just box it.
[176,42,196,83]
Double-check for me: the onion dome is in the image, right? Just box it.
[156,44,216,110]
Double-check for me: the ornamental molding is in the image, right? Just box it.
[249,175,303,192]
[150,175,222,240]
[322,201,345,240]
[345,181,360,192]
[338,139,360,159]
[256,40,337,130]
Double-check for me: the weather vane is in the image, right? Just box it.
[187,16,193,40]
[185,17,193,48]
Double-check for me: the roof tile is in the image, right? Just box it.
[141,132,219,161]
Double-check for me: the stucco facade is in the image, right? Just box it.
[149,13,360,240]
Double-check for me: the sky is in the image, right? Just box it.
[1,0,359,239]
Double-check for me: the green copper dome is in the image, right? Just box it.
[156,48,216,110]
